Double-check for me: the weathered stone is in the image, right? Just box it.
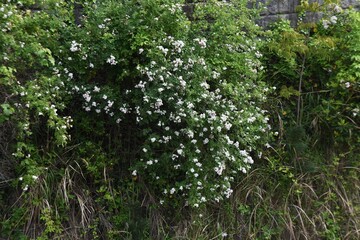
[257,0,359,27]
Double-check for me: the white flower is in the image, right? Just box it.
[345,82,351,88]
[173,58,183,68]
[322,20,330,29]
[132,170,137,176]
[106,55,117,65]
[154,98,163,108]
[32,175,38,180]
[157,46,169,55]
[194,38,207,48]
[330,16,337,24]
[352,108,359,117]
[333,5,342,13]
[172,40,185,53]
[179,79,187,89]
[247,116,256,123]
[70,40,82,52]
[139,48,144,54]
[224,122,232,130]
[212,71,220,79]
[89,63,94,68]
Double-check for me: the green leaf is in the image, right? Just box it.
[1,103,15,116]
[279,85,300,99]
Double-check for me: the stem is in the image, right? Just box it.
[297,55,306,126]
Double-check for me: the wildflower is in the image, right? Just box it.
[352,108,359,117]
[322,20,330,29]
[194,38,207,48]
[173,58,183,68]
[333,5,342,13]
[224,122,232,130]
[154,98,163,108]
[157,46,168,55]
[106,55,117,65]
[330,16,337,24]
[70,40,81,52]
[172,40,185,53]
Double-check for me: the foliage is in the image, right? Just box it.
[258,1,360,239]
[0,0,359,239]
[52,0,269,208]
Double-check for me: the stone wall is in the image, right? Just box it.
[256,0,360,27]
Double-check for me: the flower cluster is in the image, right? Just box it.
[322,4,342,29]
[130,33,269,206]
[70,40,82,52]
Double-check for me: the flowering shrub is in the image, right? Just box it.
[1,0,360,239]
[49,0,270,207]
[0,0,73,192]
